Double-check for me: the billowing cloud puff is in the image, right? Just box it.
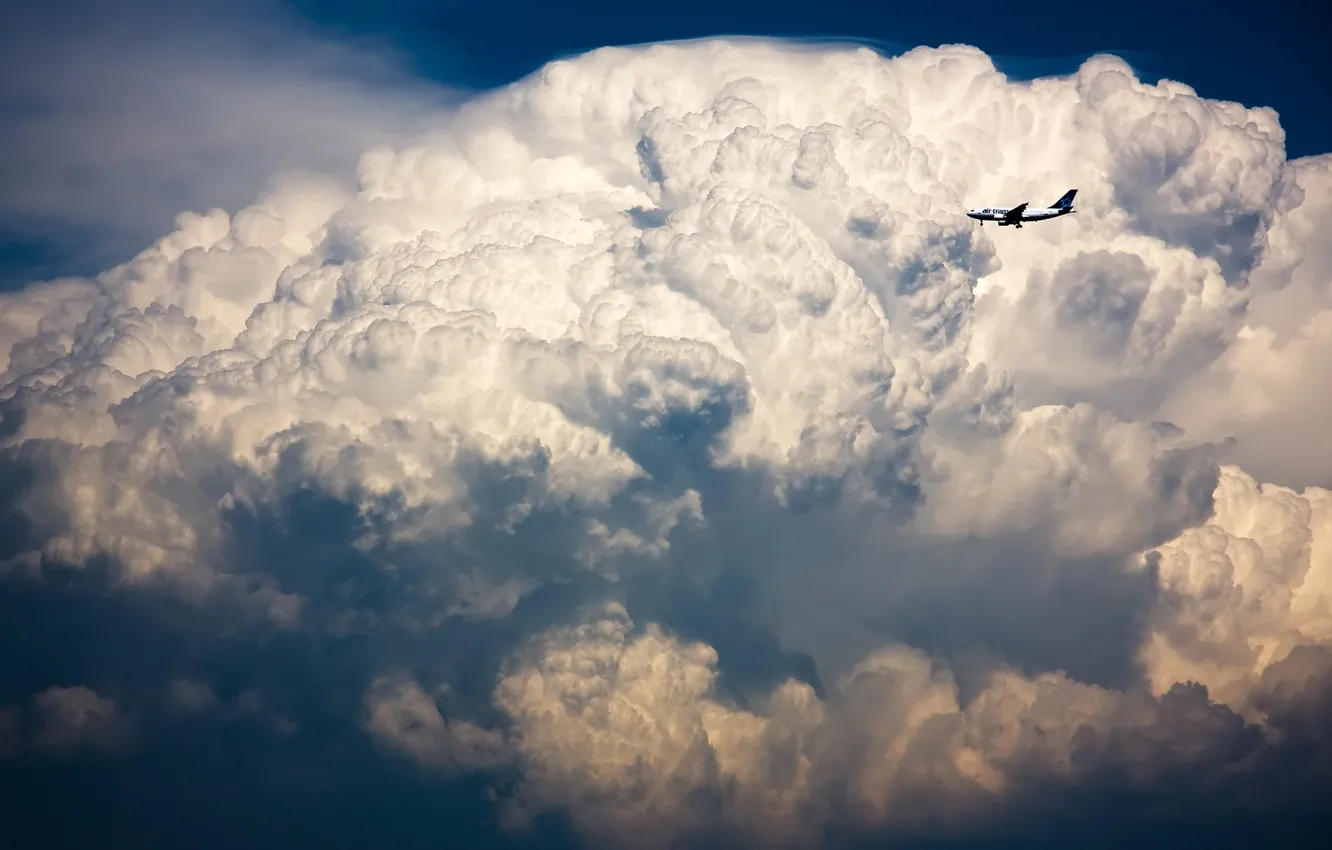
[2,36,1330,848]
[1157,154,1332,487]
[1144,465,1332,712]
[363,673,509,773]
[27,686,130,758]
[373,603,1283,848]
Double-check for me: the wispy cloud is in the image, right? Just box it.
[0,0,463,289]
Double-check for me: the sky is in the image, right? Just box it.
[292,0,1331,152]
[2,0,1328,288]
[1,2,1331,848]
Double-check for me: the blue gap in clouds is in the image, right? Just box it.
[292,0,1331,159]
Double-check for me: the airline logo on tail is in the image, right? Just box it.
[966,189,1077,228]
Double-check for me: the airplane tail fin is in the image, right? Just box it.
[1050,189,1077,210]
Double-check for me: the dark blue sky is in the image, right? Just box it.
[1,0,1326,289]
[294,0,1330,158]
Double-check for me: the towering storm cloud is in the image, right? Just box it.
[1,38,1329,848]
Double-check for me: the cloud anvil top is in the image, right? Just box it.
[1,35,1330,850]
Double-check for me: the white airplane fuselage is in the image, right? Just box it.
[966,190,1077,228]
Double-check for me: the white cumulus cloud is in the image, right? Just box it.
[1,34,1330,848]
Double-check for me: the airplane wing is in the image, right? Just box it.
[1002,202,1028,222]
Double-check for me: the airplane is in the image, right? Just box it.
[967,189,1077,228]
